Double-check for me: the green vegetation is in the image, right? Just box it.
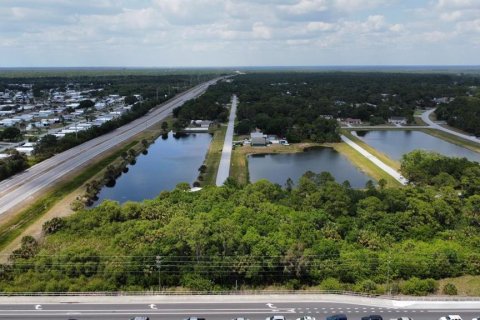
[198,126,227,186]
[0,141,137,252]
[0,150,28,181]
[436,96,480,136]
[0,127,22,142]
[172,80,233,126]
[1,151,479,294]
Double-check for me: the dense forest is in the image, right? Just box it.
[174,72,480,143]
[1,151,479,295]
[436,96,480,137]
[172,80,234,127]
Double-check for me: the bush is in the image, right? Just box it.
[42,217,65,234]
[320,278,342,291]
[356,279,377,294]
[442,283,458,295]
[181,273,213,291]
[401,277,438,296]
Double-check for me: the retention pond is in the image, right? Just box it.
[355,130,480,162]
[93,131,212,205]
[248,147,373,188]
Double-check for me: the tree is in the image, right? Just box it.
[124,95,138,105]
[1,127,21,141]
[161,121,169,132]
[79,100,95,109]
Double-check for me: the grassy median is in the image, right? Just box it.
[200,125,228,186]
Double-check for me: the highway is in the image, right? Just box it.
[0,295,478,320]
[0,77,224,215]
[421,109,480,144]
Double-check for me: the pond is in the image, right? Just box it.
[248,147,373,188]
[355,130,480,162]
[93,131,212,205]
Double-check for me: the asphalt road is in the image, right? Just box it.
[0,296,478,320]
[421,109,480,144]
[0,77,224,215]
[216,94,237,186]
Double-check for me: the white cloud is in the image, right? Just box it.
[307,21,334,31]
[252,22,272,39]
[278,0,328,15]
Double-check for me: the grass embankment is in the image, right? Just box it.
[421,129,480,154]
[342,130,401,170]
[0,141,137,252]
[438,275,480,296]
[199,125,227,186]
[330,143,402,187]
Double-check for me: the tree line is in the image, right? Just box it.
[436,96,480,137]
[1,151,479,295]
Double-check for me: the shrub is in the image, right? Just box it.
[401,277,438,296]
[320,278,342,291]
[42,217,65,234]
[442,283,458,295]
[356,279,377,294]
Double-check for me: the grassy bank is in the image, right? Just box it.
[421,129,480,153]
[342,130,401,170]
[331,143,401,187]
[199,125,227,186]
[0,141,137,252]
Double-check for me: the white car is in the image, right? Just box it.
[439,316,462,320]
[266,316,286,320]
[296,317,316,320]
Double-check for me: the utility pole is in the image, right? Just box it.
[387,250,392,296]
[156,255,162,292]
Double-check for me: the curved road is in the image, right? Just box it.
[0,77,224,215]
[0,295,478,319]
[421,109,480,144]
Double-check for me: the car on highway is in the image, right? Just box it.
[232,318,250,320]
[326,314,347,320]
[473,318,480,320]
[266,316,286,320]
[130,317,150,320]
[296,316,316,320]
[392,317,413,320]
[439,316,462,320]
[184,318,206,320]
[361,315,383,320]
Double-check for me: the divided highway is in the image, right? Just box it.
[0,295,478,320]
[0,77,223,215]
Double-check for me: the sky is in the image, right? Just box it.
[0,0,479,67]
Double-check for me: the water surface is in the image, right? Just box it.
[94,132,211,205]
[248,147,373,188]
[356,130,480,162]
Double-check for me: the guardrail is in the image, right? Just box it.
[0,290,479,301]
